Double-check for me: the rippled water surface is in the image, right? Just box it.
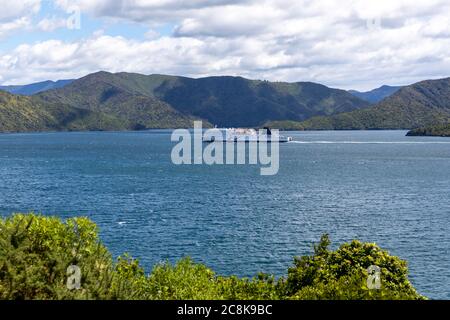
[1,130,449,299]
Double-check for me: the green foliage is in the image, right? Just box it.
[284,234,423,300]
[216,273,282,300]
[110,255,150,300]
[0,214,424,300]
[146,258,219,300]
[264,120,307,131]
[0,91,56,132]
[407,122,450,137]
[129,259,282,300]
[0,90,129,133]
[0,213,117,299]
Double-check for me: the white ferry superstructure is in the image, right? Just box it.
[203,127,292,143]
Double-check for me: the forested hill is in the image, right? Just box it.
[36,71,370,128]
[267,77,450,130]
[5,72,450,132]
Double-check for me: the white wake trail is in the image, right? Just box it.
[289,141,450,144]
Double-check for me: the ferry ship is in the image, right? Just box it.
[203,127,292,143]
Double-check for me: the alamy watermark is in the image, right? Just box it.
[66,6,81,30]
[40,6,81,32]
[66,265,81,290]
[171,121,280,176]
[367,265,382,290]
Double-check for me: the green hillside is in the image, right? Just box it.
[0,90,126,133]
[268,78,450,130]
[1,71,370,132]
[38,71,369,128]
[36,72,202,129]
[3,72,450,133]
[0,91,55,132]
[153,75,371,127]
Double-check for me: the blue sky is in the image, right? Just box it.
[1,0,450,90]
[1,1,174,51]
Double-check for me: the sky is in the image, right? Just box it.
[1,0,450,90]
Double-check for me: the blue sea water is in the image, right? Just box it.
[0,130,449,299]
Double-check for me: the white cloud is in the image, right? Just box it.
[0,0,41,38]
[0,0,41,22]
[144,29,161,39]
[54,0,249,22]
[0,17,31,38]
[37,17,68,32]
[1,0,450,90]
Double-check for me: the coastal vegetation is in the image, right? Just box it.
[406,123,450,137]
[0,213,423,300]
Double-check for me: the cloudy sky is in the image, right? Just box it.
[1,0,450,90]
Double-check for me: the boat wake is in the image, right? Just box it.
[289,141,450,144]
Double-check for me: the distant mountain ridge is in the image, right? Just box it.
[0,80,74,96]
[36,71,370,128]
[1,72,449,133]
[349,85,402,103]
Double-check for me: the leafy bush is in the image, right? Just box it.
[0,214,118,299]
[284,235,423,300]
[0,214,424,300]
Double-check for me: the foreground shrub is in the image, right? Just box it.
[0,214,118,299]
[0,214,424,300]
[284,235,422,300]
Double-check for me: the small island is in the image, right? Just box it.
[406,123,450,137]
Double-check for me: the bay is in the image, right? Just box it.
[0,130,449,299]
